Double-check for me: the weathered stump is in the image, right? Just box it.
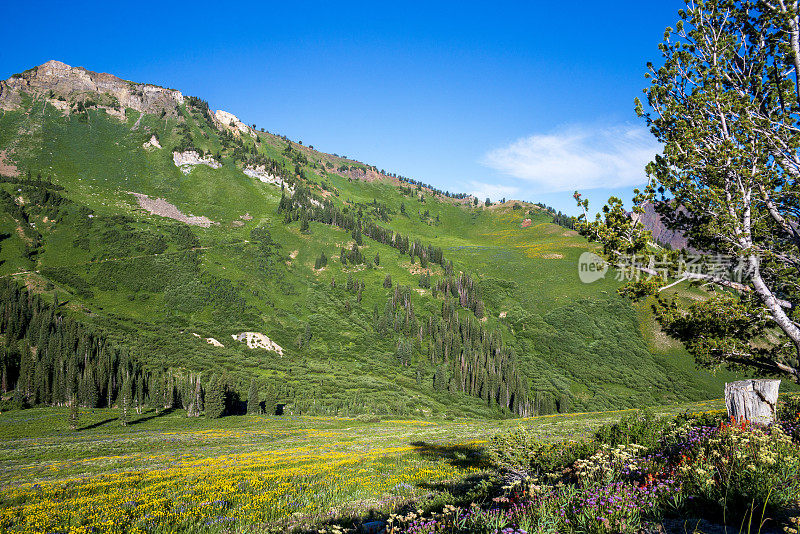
[724,379,780,424]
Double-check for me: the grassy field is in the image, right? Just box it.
[0,400,726,533]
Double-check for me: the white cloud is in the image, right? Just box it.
[481,124,660,193]
[467,181,519,202]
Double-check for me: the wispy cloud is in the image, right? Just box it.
[481,124,660,193]
[467,181,519,202]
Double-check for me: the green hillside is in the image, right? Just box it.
[0,63,744,418]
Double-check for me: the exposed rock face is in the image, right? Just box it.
[232,332,284,356]
[0,61,184,117]
[172,150,221,174]
[214,110,255,137]
[142,135,161,150]
[631,201,691,251]
[243,165,292,191]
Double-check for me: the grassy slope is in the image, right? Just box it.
[0,95,749,416]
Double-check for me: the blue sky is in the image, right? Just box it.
[1,1,681,215]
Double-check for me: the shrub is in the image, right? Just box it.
[486,426,598,475]
[593,409,668,449]
[573,443,648,487]
[677,423,800,514]
[778,393,800,423]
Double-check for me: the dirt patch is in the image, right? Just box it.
[541,253,564,259]
[240,213,253,220]
[130,192,213,227]
[521,219,532,228]
[0,150,19,177]
[230,220,244,227]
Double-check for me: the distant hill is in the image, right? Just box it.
[0,61,743,418]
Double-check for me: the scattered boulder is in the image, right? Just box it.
[232,332,284,356]
[0,150,18,177]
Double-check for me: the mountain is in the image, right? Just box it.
[0,61,741,418]
[630,201,692,251]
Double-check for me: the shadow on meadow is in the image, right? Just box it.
[77,416,118,431]
[409,441,487,469]
[128,407,175,426]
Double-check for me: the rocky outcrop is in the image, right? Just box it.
[0,60,184,117]
[172,150,221,174]
[142,135,161,150]
[243,165,292,192]
[232,332,284,356]
[214,110,255,138]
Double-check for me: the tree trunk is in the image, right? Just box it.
[724,379,780,424]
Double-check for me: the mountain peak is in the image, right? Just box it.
[0,61,184,116]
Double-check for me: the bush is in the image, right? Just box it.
[778,393,800,423]
[677,422,800,513]
[593,409,668,449]
[486,426,598,475]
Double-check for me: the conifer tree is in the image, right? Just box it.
[263,383,276,416]
[247,379,260,415]
[205,375,225,419]
[67,357,79,430]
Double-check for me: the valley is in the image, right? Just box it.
[0,62,742,421]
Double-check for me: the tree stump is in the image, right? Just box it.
[724,379,780,424]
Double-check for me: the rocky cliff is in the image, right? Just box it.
[0,60,184,118]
